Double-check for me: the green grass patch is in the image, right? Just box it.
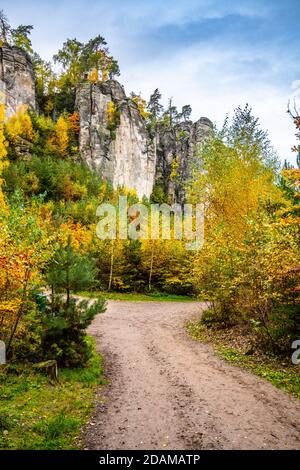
[0,337,104,450]
[187,320,300,400]
[78,291,196,302]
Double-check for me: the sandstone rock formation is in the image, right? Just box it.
[0,45,36,118]
[76,80,213,201]
[155,117,213,203]
[76,80,156,199]
[0,44,213,201]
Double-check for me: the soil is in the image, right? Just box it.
[85,300,300,450]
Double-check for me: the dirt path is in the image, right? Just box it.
[85,301,300,450]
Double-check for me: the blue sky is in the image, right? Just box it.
[2,0,300,163]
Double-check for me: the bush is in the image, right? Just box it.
[41,296,106,367]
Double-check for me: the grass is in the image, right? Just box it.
[0,337,104,450]
[78,290,196,302]
[187,320,300,400]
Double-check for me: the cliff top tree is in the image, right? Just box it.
[166,98,179,126]
[11,25,33,54]
[0,10,33,53]
[148,88,163,121]
[0,9,10,44]
[81,35,120,81]
[180,104,192,122]
[146,88,163,136]
[53,38,83,87]
[54,35,120,87]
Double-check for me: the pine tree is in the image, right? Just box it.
[46,236,95,306]
[180,104,192,122]
[0,10,10,44]
[44,236,105,366]
[147,88,163,123]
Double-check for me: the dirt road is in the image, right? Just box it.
[85,301,300,450]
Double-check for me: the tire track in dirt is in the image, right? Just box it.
[85,301,300,450]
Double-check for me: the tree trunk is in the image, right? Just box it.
[148,241,154,291]
[6,268,30,356]
[108,240,115,291]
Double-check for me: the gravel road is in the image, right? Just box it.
[85,300,300,450]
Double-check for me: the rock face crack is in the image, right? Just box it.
[0,44,36,118]
[76,80,213,200]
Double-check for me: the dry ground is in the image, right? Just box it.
[85,301,300,450]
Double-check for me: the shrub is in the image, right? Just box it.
[41,296,105,367]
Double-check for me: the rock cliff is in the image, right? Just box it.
[76,80,213,201]
[76,81,156,199]
[155,117,213,203]
[0,44,213,201]
[0,45,36,118]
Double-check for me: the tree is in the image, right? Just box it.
[43,235,105,366]
[53,38,83,87]
[11,25,33,53]
[0,11,33,54]
[48,114,70,157]
[5,105,36,146]
[180,104,192,122]
[189,106,300,352]
[122,240,144,291]
[81,35,120,81]
[0,10,10,44]
[222,104,278,167]
[130,93,150,119]
[141,239,194,294]
[32,53,57,114]
[0,194,55,360]
[147,88,163,122]
[0,101,8,210]
[279,106,300,227]
[54,35,120,89]
[166,98,179,126]
[46,236,96,307]
[190,110,284,325]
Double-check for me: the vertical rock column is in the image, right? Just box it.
[0,45,36,118]
[155,117,214,203]
[76,80,157,199]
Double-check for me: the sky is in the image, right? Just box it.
[2,0,300,164]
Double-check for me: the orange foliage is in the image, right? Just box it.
[58,222,93,252]
[69,112,80,134]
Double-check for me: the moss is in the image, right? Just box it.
[0,337,104,449]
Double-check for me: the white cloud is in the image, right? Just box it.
[121,42,297,164]
[2,0,297,165]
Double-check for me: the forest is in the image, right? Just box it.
[0,9,299,451]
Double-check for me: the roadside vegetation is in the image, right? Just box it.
[78,291,196,302]
[0,339,104,450]
[188,105,299,362]
[0,9,299,450]
[187,320,300,400]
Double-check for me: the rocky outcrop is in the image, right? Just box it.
[0,45,36,118]
[76,80,156,199]
[155,117,213,203]
[76,79,213,201]
[0,44,213,201]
